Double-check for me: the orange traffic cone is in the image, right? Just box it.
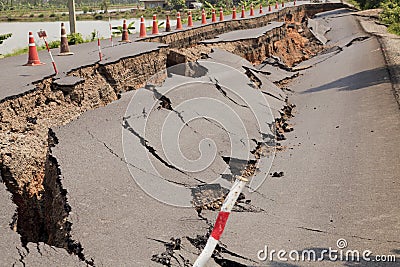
[24,32,44,66]
[282,1,284,7]
[59,23,73,56]
[176,12,183,30]
[241,5,245,18]
[152,14,159,34]
[219,7,224,21]
[201,9,207,24]
[268,4,272,11]
[165,15,171,32]
[275,1,279,9]
[232,6,237,19]
[139,16,147,37]
[188,11,193,27]
[294,0,296,5]
[250,4,254,16]
[259,4,263,14]
[211,9,216,22]
[121,19,131,42]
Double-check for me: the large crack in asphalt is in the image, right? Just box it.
[211,78,249,109]
[0,5,335,264]
[122,116,186,175]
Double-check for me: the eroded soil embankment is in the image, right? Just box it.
[0,49,167,259]
[0,7,328,263]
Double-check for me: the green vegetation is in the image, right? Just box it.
[112,20,135,35]
[380,0,400,35]
[349,0,400,35]
[168,0,186,10]
[0,33,12,44]
[67,32,85,45]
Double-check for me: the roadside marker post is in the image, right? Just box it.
[97,31,102,62]
[109,17,113,47]
[193,176,249,267]
[38,30,58,74]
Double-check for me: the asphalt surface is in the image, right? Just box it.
[200,22,284,43]
[0,41,165,101]
[0,182,82,266]
[49,8,400,267]
[1,2,399,267]
[0,0,308,101]
[214,9,400,266]
[51,48,286,266]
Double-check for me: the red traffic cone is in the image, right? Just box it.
[241,5,245,18]
[282,1,284,7]
[188,11,193,27]
[275,1,279,9]
[165,15,171,32]
[121,19,131,42]
[139,16,147,38]
[219,7,224,21]
[152,14,159,34]
[176,12,183,30]
[24,32,44,66]
[250,4,254,16]
[59,23,73,56]
[211,9,216,22]
[268,4,272,11]
[232,6,237,19]
[259,4,263,14]
[201,9,207,24]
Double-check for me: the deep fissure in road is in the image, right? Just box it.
[0,4,344,264]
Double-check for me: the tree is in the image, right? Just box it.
[100,0,109,12]
[168,0,185,10]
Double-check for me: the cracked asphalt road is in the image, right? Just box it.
[215,9,400,266]
[1,3,399,267]
[50,48,285,265]
[48,9,400,266]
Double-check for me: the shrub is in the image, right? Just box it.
[67,33,84,45]
[49,13,56,17]
[380,0,400,35]
[38,13,44,18]
[48,40,61,49]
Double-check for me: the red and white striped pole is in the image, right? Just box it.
[109,17,113,47]
[97,31,102,61]
[38,30,58,74]
[193,176,248,267]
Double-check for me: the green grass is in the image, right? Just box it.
[388,22,400,35]
[4,47,29,57]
